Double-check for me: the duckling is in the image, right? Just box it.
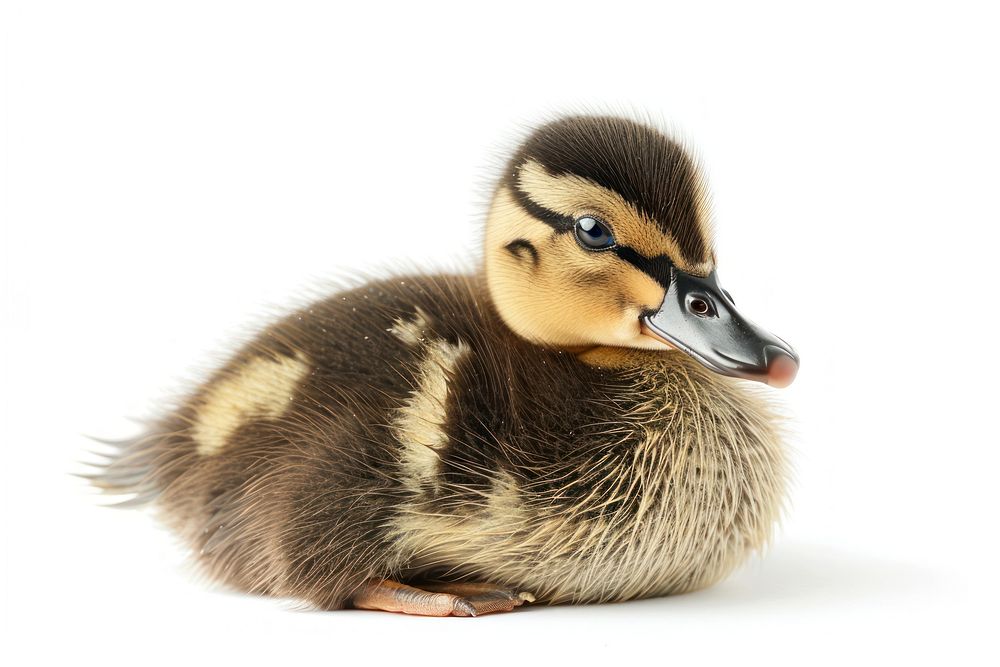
[91,114,799,616]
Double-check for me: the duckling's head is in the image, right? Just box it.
[485,115,798,387]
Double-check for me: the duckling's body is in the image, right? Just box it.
[96,115,796,614]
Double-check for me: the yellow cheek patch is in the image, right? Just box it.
[193,353,310,456]
[487,200,666,350]
[517,159,714,275]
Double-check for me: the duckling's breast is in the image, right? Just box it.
[385,331,787,604]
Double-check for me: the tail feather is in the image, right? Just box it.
[82,432,164,507]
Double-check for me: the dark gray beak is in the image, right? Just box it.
[642,270,799,387]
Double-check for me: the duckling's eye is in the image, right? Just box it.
[687,294,716,318]
[574,217,615,250]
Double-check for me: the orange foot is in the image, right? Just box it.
[351,579,535,617]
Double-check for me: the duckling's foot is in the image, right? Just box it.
[350,579,533,617]
[422,581,535,616]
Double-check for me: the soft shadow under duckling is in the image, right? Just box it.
[91,115,799,616]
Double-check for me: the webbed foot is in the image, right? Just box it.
[351,579,534,617]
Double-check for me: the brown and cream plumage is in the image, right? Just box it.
[90,114,798,616]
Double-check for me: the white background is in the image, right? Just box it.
[3,1,999,665]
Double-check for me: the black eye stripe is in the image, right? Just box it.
[506,183,675,287]
[611,246,674,289]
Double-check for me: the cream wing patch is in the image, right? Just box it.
[193,352,310,455]
[390,307,429,347]
[395,337,469,493]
